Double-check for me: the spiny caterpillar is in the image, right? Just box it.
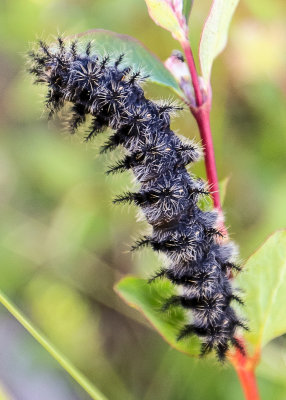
[28,38,247,360]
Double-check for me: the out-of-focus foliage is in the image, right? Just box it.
[0,0,286,399]
[237,230,286,352]
[199,0,240,82]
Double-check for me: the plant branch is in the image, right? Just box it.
[229,346,260,400]
[181,40,203,107]
[180,40,222,214]
[194,108,222,212]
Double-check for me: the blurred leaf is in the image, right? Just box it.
[144,0,187,42]
[24,275,100,363]
[115,276,200,356]
[0,290,108,400]
[257,344,286,387]
[70,29,183,97]
[237,230,286,353]
[228,22,286,83]
[183,0,194,22]
[199,0,240,81]
[219,176,229,205]
[246,0,284,20]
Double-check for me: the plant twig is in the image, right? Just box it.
[180,40,222,214]
[229,346,260,400]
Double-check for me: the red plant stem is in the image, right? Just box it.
[180,39,260,400]
[195,109,221,211]
[230,347,260,400]
[181,40,203,107]
[181,40,221,212]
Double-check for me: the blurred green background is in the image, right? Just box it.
[0,0,286,399]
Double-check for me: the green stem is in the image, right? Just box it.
[0,289,108,400]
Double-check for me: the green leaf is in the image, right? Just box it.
[69,29,183,97]
[257,344,286,386]
[237,230,286,353]
[183,0,194,22]
[0,290,108,400]
[144,0,187,42]
[115,276,201,357]
[199,0,240,82]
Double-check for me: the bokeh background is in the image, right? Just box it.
[0,0,286,399]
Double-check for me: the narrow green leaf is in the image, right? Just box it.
[199,0,240,81]
[0,290,108,400]
[144,0,186,42]
[237,230,286,353]
[219,176,229,205]
[183,0,194,22]
[69,29,183,97]
[115,276,201,357]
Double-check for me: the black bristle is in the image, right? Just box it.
[231,294,244,305]
[112,192,138,204]
[106,161,127,175]
[100,132,122,153]
[86,41,91,56]
[100,55,110,70]
[128,71,141,84]
[70,41,78,59]
[38,40,50,56]
[114,53,124,67]
[148,268,167,283]
[161,295,182,311]
[131,236,151,252]
[58,37,65,52]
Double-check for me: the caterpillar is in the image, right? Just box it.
[28,37,246,360]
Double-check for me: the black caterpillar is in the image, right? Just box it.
[28,38,246,360]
